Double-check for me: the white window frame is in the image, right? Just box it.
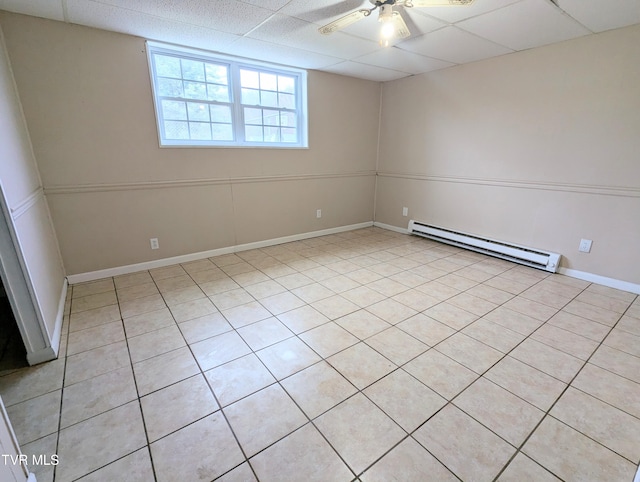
[146,41,308,148]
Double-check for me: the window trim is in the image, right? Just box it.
[146,41,308,149]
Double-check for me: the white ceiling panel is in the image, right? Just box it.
[411,0,522,24]
[0,0,65,21]
[399,26,513,64]
[323,60,409,81]
[354,47,453,74]
[66,0,239,51]
[1,0,639,82]
[87,0,274,35]
[556,0,640,33]
[458,0,592,51]
[247,13,380,59]
[227,37,343,70]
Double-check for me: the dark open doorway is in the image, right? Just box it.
[0,277,27,373]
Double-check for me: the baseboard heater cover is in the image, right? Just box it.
[408,221,561,273]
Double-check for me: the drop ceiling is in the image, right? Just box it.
[0,0,639,81]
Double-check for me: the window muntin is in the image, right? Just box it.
[147,43,307,148]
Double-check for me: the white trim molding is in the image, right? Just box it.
[373,221,409,235]
[558,267,640,295]
[68,222,374,284]
[10,187,44,220]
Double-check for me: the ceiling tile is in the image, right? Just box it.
[411,0,522,24]
[89,0,274,35]
[556,0,640,33]
[281,0,368,25]
[457,0,592,51]
[247,13,380,59]
[227,37,342,69]
[0,0,65,21]
[323,60,410,82]
[239,0,291,11]
[355,47,453,75]
[399,26,513,64]
[66,0,239,51]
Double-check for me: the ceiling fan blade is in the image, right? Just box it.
[406,0,475,7]
[392,12,411,39]
[318,9,371,35]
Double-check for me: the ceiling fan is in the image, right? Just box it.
[318,0,475,47]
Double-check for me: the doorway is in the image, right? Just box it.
[0,277,27,372]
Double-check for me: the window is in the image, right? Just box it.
[147,42,308,148]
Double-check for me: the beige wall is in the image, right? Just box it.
[376,24,640,284]
[0,12,379,275]
[0,22,66,358]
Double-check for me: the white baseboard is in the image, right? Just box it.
[68,222,374,284]
[558,267,640,295]
[373,221,409,234]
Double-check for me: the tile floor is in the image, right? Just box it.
[1,227,639,481]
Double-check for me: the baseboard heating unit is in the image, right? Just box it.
[408,220,561,273]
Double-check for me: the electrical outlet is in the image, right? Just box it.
[402,207,408,217]
[316,209,322,219]
[579,239,592,253]
[150,238,159,250]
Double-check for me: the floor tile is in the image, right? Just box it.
[69,304,121,333]
[299,322,359,358]
[576,289,632,313]
[454,377,544,446]
[56,401,146,482]
[127,324,186,363]
[603,328,640,357]
[391,289,439,312]
[250,423,353,481]
[60,365,137,428]
[150,412,244,482]
[150,264,187,281]
[523,416,636,481]
[531,323,599,360]
[274,272,314,290]
[462,318,524,353]
[276,305,329,334]
[205,353,276,407]
[244,279,287,299]
[423,302,477,330]
[291,282,335,303]
[237,317,294,351]
[365,327,428,365]
[435,333,504,374]
[113,271,153,289]
[216,462,257,482]
[0,358,65,406]
[497,453,561,482]
[20,433,57,482]
[546,310,610,342]
[210,288,254,310]
[190,330,251,371]
[169,297,216,322]
[414,404,515,482]
[178,312,232,344]
[550,387,640,463]
[335,309,391,339]
[364,299,417,325]
[327,342,395,390]
[563,299,621,326]
[503,297,557,322]
[364,369,446,432]
[224,384,307,457]
[122,307,174,338]
[141,374,218,442]
[280,361,357,419]
[483,306,544,336]
[314,393,405,475]
[76,447,154,482]
[259,291,306,315]
[415,280,460,301]
[311,295,360,320]
[466,283,514,304]
[510,338,584,383]
[198,277,240,296]
[485,356,567,411]
[222,300,273,328]
[396,313,456,346]
[67,321,125,356]
[155,274,196,293]
[133,346,200,396]
[403,349,478,400]
[162,285,205,306]
[71,291,117,314]
[256,337,321,379]
[589,344,640,383]
[360,437,457,482]
[72,279,115,298]
[116,281,159,303]
[6,390,61,445]
[320,274,361,293]
[448,292,498,317]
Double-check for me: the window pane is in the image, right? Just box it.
[280,111,297,128]
[161,100,187,120]
[282,127,297,143]
[278,75,295,94]
[261,91,278,108]
[210,105,232,124]
[181,59,205,81]
[278,93,295,109]
[264,126,280,142]
[155,55,181,78]
[241,88,260,105]
[207,84,229,102]
[158,78,184,97]
[263,109,280,126]
[189,122,211,140]
[260,72,277,91]
[240,70,259,89]
[245,125,263,142]
[244,107,262,125]
[184,81,207,100]
[164,120,189,139]
[205,63,228,84]
[212,124,233,141]
[187,102,210,121]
